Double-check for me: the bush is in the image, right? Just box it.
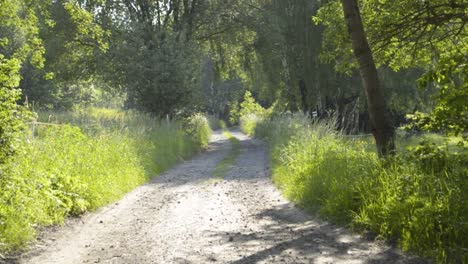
[183,113,212,148]
[247,114,467,264]
[0,108,209,252]
[237,91,273,135]
[0,56,32,164]
[240,113,262,135]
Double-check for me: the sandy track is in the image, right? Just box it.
[16,129,425,264]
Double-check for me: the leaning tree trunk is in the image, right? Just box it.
[340,0,395,156]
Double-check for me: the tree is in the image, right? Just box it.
[93,0,207,116]
[340,0,395,156]
[78,0,204,115]
[409,52,468,140]
[0,0,46,163]
[20,0,108,109]
[206,0,417,134]
[316,0,468,142]
[241,0,351,112]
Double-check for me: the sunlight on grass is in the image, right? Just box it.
[245,113,467,264]
[0,108,211,252]
[212,130,241,179]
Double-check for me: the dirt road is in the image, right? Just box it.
[18,130,424,264]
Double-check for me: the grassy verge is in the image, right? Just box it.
[212,130,241,179]
[244,113,467,264]
[0,108,211,252]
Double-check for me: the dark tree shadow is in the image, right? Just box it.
[205,204,429,264]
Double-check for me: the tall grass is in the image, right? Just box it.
[247,113,467,263]
[0,108,211,252]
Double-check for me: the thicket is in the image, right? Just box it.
[239,103,467,263]
[0,108,211,252]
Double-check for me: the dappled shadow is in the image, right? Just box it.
[205,203,427,263]
[13,128,430,264]
[200,129,426,263]
[364,248,430,264]
[0,257,20,264]
[145,129,265,189]
[146,130,234,188]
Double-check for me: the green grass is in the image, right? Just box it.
[212,130,241,179]
[396,130,465,154]
[339,129,464,155]
[0,108,211,252]
[240,113,261,135]
[246,113,467,264]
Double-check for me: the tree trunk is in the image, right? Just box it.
[340,0,395,156]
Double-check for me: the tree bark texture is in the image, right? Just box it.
[340,0,395,156]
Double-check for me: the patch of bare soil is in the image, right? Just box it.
[15,129,426,264]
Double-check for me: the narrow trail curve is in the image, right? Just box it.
[19,129,425,264]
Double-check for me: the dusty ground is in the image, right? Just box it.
[15,129,426,264]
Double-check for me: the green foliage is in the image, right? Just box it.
[243,0,342,110]
[113,34,203,116]
[20,0,109,109]
[0,0,45,163]
[0,108,209,252]
[237,91,272,135]
[314,0,467,72]
[239,91,265,118]
[0,56,27,163]
[246,114,467,263]
[183,113,212,148]
[93,0,244,116]
[315,0,468,138]
[407,52,468,141]
[407,140,465,174]
[228,101,241,126]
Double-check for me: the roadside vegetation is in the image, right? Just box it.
[237,95,467,263]
[0,108,211,252]
[1,0,466,263]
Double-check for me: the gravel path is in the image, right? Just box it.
[17,129,425,264]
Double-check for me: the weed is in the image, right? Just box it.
[246,114,467,263]
[0,108,211,252]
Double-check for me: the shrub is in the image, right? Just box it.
[238,91,273,135]
[240,113,261,135]
[183,113,212,148]
[0,57,32,164]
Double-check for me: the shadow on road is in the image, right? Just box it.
[207,203,428,264]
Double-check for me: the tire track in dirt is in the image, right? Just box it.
[17,129,425,264]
